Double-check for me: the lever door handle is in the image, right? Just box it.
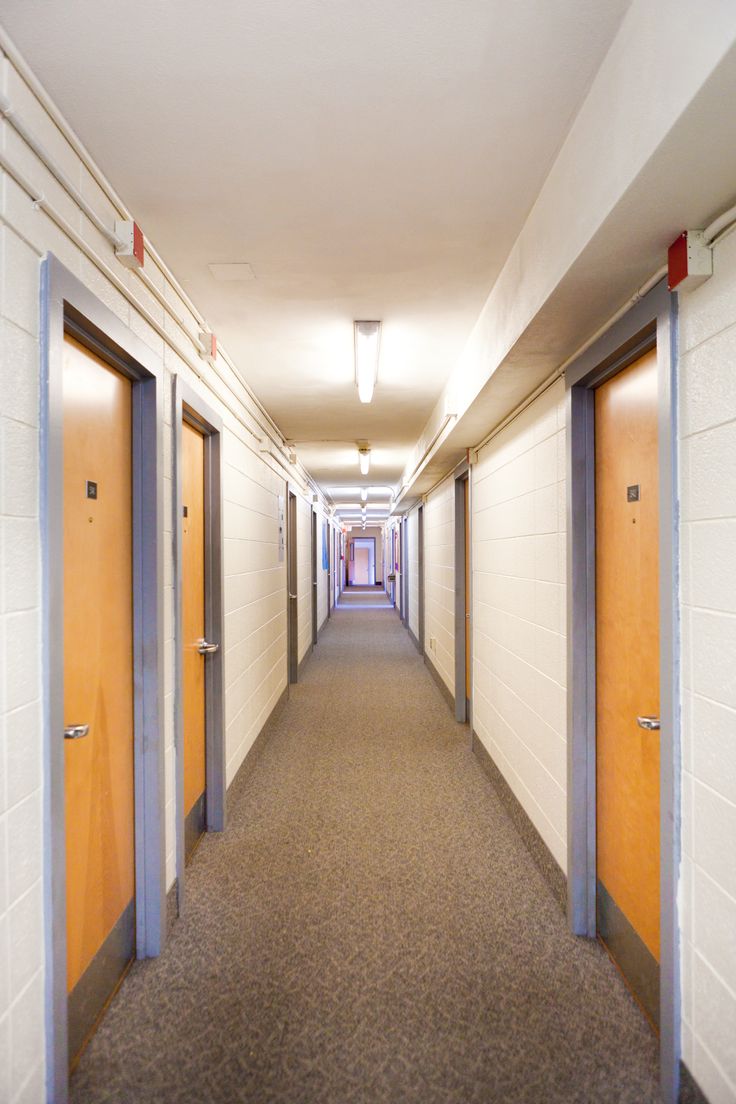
[197,639,219,655]
[637,716,660,731]
[289,592,297,600]
[64,724,89,740]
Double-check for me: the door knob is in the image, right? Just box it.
[197,639,219,655]
[637,716,660,731]
[64,724,90,740]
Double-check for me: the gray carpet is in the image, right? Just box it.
[71,604,660,1103]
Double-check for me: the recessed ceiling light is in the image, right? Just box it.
[208,263,256,281]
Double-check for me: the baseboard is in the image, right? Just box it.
[408,626,422,654]
[424,652,455,712]
[471,730,566,912]
[166,880,178,938]
[679,1063,709,1103]
[227,684,289,804]
[298,642,313,679]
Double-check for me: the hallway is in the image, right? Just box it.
[71,604,659,1104]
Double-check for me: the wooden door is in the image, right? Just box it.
[595,348,660,1026]
[287,493,298,682]
[464,479,471,703]
[182,421,207,859]
[63,334,135,1065]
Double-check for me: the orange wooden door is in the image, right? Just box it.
[464,478,471,702]
[182,420,207,858]
[595,348,660,1024]
[63,334,135,1063]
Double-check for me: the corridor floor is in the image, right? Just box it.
[71,603,660,1104]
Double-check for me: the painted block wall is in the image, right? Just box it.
[0,48,324,1101]
[407,507,419,641]
[471,381,567,871]
[678,227,736,1103]
[423,474,455,695]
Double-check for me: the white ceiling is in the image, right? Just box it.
[3,0,631,490]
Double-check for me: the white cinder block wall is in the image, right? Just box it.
[423,474,455,694]
[471,382,568,870]
[0,48,327,1102]
[407,507,419,642]
[678,228,736,1103]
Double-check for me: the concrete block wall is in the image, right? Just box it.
[423,474,455,695]
[471,382,567,870]
[0,47,324,1101]
[678,227,736,1102]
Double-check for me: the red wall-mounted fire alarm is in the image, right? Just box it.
[198,331,217,362]
[668,230,712,292]
[114,220,145,269]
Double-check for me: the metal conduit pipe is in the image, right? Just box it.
[0,146,309,495]
[0,73,301,478]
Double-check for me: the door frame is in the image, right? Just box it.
[565,278,679,1103]
[327,520,332,619]
[418,504,425,654]
[311,508,318,645]
[287,489,299,683]
[454,460,471,724]
[172,377,225,913]
[350,536,376,585]
[400,517,408,625]
[41,254,166,1103]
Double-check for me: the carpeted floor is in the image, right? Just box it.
[71,603,660,1104]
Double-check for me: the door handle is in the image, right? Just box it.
[197,639,219,655]
[289,592,297,600]
[637,716,660,731]
[64,724,90,740]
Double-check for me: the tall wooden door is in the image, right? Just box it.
[182,421,207,859]
[63,334,135,1065]
[595,348,660,1027]
[287,492,298,683]
[311,511,318,645]
[464,478,471,705]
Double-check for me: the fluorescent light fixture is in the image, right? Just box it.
[354,321,381,404]
[358,446,370,476]
[361,488,367,503]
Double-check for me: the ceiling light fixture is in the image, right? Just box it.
[354,321,381,404]
[360,488,367,503]
[358,446,371,476]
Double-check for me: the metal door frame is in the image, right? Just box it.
[454,460,471,724]
[287,490,299,683]
[172,377,225,914]
[565,278,679,1102]
[350,536,376,584]
[41,255,166,1103]
[311,508,318,645]
[418,504,425,654]
[401,516,409,626]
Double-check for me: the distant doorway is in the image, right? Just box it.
[349,537,376,585]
